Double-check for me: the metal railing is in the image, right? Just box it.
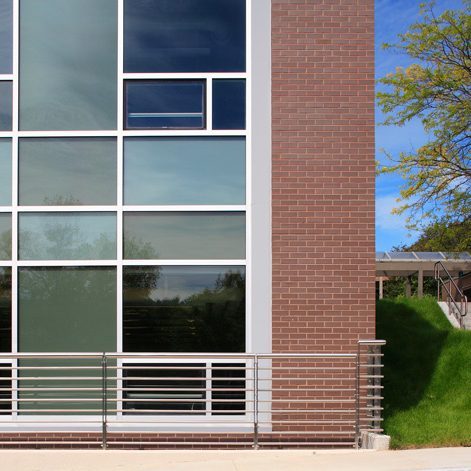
[0,340,385,449]
[435,261,468,329]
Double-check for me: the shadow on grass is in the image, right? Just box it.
[376,298,449,417]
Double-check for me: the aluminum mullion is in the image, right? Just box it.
[124,73,247,80]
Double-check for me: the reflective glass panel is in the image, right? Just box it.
[124,212,245,260]
[19,138,117,206]
[20,0,117,130]
[0,267,11,352]
[124,137,245,205]
[18,267,116,352]
[0,0,13,74]
[123,266,245,352]
[0,213,11,260]
[19,213,116,260]
[0,81,12,131]
[213,80,246,130]
[124,0,246,73]
[0,139,11,205]
[125,81,205,129]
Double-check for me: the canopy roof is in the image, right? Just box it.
[376,252,471,277]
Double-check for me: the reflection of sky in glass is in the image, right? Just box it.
[0,213,11,260]
[19,138,117,205]
[124,212,245,260]
[124,0,245,72]
[0,0,13,74]
[20,0,117,130]
[19,213,116,260]
[0,82,12,131]
[124,137,245,205]
[0,139,11,205]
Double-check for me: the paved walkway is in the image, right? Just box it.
[1,447,470,471]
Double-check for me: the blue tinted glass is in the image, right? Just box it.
[213,80,246,130]
[0,0,13,74]
[124,137,246,205]
[0,139,11,206]
[125,81,205,129]
[0,82,12,131]
[124,0,246,73]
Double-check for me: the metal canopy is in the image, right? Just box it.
[376,252,471,277]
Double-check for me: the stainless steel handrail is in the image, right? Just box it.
[0,341,385,449]
[435,261,468,328]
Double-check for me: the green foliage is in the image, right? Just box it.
[377,1,471,226]
[377,297,471,448]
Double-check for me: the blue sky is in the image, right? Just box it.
[375,0,464,251]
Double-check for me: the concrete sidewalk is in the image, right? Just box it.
[0,448,470,471]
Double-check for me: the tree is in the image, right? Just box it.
[377,1,471,227]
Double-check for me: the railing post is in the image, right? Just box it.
[101,353,108,450]
[253,355,259,449]
[354,345,361,449]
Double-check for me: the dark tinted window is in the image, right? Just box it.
[124,0,246,73]
[0,81,12,131]
[125,81,205,129]
[213,80,246,130]
[0,365,11,414]
[123,266,245,352]
[211,363,245,415]
[0,268,11,353]
[123,364,206,415]
[0,0,13,74]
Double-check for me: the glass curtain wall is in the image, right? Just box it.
[2,0,249,417]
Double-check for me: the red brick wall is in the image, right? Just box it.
[272,0,376,353]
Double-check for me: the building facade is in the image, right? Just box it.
[0,0,376,447]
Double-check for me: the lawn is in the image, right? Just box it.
[377,296,471,449]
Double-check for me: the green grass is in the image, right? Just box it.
[377,296,471,449]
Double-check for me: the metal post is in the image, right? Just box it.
[354,346,361,449]
[379,277,384,300]
[253,355,259,449]
[101,353,108,450]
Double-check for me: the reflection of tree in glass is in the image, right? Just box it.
[124,270,245,353]
[0,228,11,260]
[123,233,159,260]
[20,219,115,260]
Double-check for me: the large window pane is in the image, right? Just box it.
[124,0,246,73]
[213,80,246,130]
[0,268,11,352]
[123,266,245,352]
[19,138,117,206]
[20,0,117,130]
[125,81,205,130]
[0,0,13,74]
[19,213,116,260]
[0,139,11,205]
[0,213,11,260]
[124,212,245,260]
[0,81,12,131]
[19,267,116,352]
[124,137,245,205]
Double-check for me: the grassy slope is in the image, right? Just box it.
[377,297,471,449]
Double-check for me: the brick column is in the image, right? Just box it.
[272,0,376,353]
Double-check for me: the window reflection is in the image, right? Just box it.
[0,139,11,206]
[123,266,245,352]
[124,137,246,205]
[0,214,11,260]
[125,81,205,130]
[0,0,13,74]
[213,80,246,130]
[0,82,12,131]
[124,0,246,73]
[0,268,11,353]
[19,213,116,260]
[19,138,117,206]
